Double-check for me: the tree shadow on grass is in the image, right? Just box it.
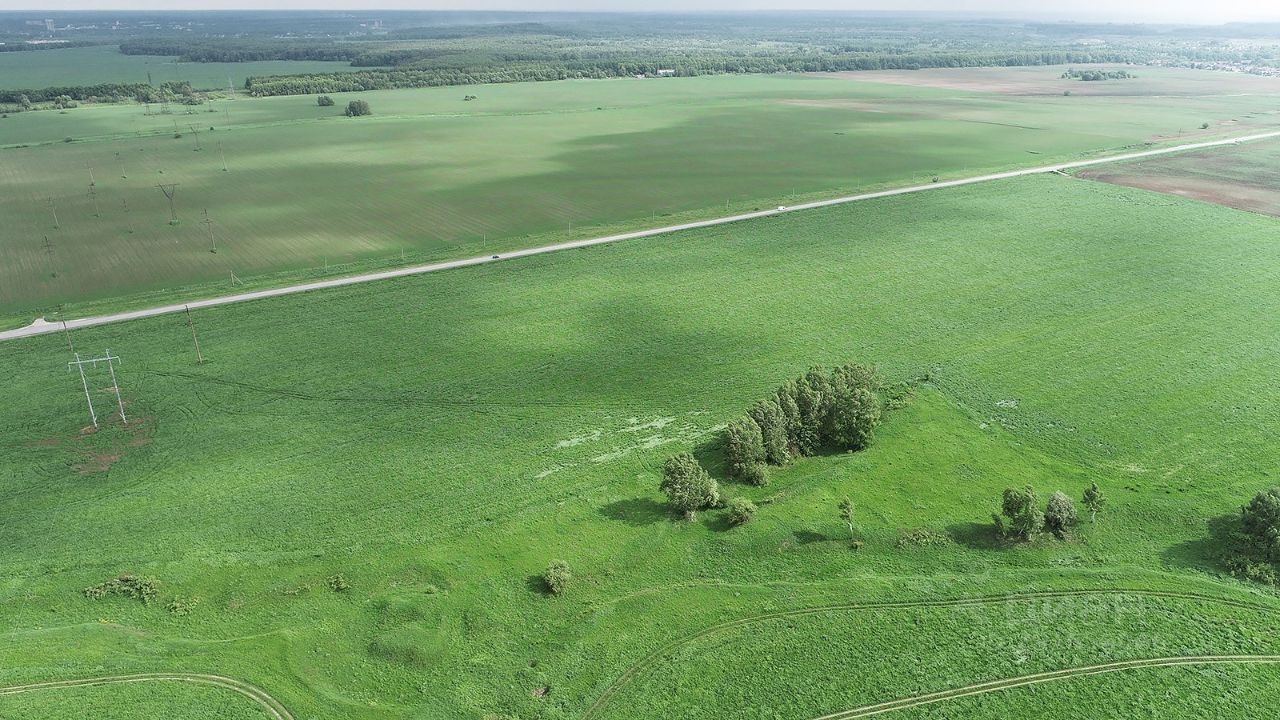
[692,436,731,483]
[793,529,828,545]
[946,521,1005,551]
[526,574,552,596]
[599,497,670,526]
[1161,513,1244,576]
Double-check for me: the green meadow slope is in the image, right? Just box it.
[2,174,1280,717]
[3,67,1279,317]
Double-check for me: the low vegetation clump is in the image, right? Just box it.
[344,99,372,117]
[83,574,161,605]
[166,596,200,616]
[896,527,952,548]
[317,94,334,106]
[543,560,572,595]
[326,574,350,592]
[725,497,757,526]
[660,453,720,519]
[1222,488,1280,586]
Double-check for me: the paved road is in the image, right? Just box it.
[5,129,1279,344]
[0,672,294,720]
[813,655,1280,719]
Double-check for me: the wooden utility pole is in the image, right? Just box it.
[156,183,179,224]
[202,209,216,253]
[184,305,204,365]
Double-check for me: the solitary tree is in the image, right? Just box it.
[543,560,571,595]
[995,486,1044,541]
[1242,487,1280,561]
[660,453,719,520]
[1082,482,1106,523]
[317,95,335,107]
[345,99,372,117]
[1044,491,1078,538]
[838,497,856,540]
[18,94,31,110]
[723,416,766,478]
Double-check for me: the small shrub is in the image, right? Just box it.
[726,497,757,526]
[326,574,350,592]
[1224,555,1278,586]
[83,574,161,605]
[850,540,865,551]
[166,596,200,616]
[1242,487,1280,560]
[543,560,571,595]
[345,100,372,117]
[317,95,335,107]
[64,136,74,143]
[896,527,951,548]
[1200,122,1210,129]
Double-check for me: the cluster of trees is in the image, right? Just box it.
[241,50,1132,97]
[995,482,1105,541]
[0,81,203,109]
[316,95,335,106]
[656,364,883,522]
[1061,68,1136,81]
[722,364,883,487]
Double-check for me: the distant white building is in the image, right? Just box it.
[656,69,676,77]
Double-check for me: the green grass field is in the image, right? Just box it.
[0,45,366,91]
[2,66,1279,320]
[3,173,1280,718]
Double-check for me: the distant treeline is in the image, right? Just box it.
[0,40,102,53]
[244,50,1131,97]
[0,81,201,106]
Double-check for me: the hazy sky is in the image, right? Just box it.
[4,1,1279,24]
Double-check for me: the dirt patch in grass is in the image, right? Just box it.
[1079,172,1280,217]
[60,413,156,476]
[833,65,1280,97]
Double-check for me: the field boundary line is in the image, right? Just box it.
[0,672,294,720]
[812,655,1280,719]
[4,128,1280,344]
[578,587,1280,720]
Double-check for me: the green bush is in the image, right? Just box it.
[1242,487,1280,560]
[543,560,571,595]
[725,497,757,526]
[326,574,350,592]
[738,462,769,487]
[83,574,161,605]
[345,99,372,117]
[317,95,335,106]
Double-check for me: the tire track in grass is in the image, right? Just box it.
[812,655,1280,719]
[579,588,1280,720]
[0,673,294,720]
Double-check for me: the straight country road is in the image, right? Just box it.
[4,128,1278,344]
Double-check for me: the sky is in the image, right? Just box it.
[3,1,1279,24]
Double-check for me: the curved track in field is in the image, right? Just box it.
[813,655,1280,719]
[4,129,1280,344]
[580,587,1279,720]
[0,673,294,720]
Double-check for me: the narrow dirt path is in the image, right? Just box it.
[813,655,1280,719]
[0,673,294,720]
[579,587,1280,720]
[4,129,1279,344]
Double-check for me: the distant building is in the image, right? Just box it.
[656,69,676,77]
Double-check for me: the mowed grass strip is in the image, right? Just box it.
[1,176,1280,717]
[4,69,1280,315]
